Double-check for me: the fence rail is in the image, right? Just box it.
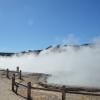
[1,67,100,100]
[0,67,22,79]
[12,74,66,100]
[11,74,100,100]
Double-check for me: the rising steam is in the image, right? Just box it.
[0,38,100,87]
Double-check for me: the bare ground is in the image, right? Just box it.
[0,71,100,100]
[0,77,25,100]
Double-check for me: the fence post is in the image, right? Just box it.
[62,86,66,100]
[12,74,15,92]
[27,82,32,100]
[16,66,19,73]
[15,83,18,95]
[6,68,9,78]
[19,70,22,80]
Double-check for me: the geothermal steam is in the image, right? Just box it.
[0,43,100,87]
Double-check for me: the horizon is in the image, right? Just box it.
[0,0,100,52]
[0,43,95,53]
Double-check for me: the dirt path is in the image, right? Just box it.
[0,77,25,100]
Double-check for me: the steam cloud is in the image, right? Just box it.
[0,38,100,88]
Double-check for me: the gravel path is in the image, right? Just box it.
[0,77,25,100]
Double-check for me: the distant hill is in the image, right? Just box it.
[0,43,93,57]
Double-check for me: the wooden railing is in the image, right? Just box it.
[1,67,100,100]
[0,67,22,79]
[12,74,66,100]
[11,73,100,100]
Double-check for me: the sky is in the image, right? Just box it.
[0,0,100,52]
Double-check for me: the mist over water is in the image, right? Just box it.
[0,43,100,87]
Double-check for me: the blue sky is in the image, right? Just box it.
[0,0,100,52]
